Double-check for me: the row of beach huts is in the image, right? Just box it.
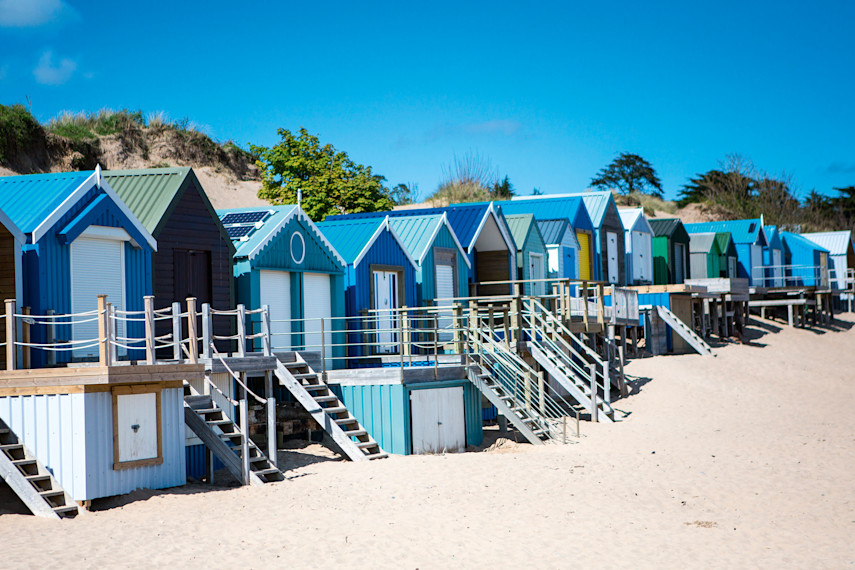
[0,166,851,518]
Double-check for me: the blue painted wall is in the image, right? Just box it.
[21,186,152,366]
[332,379,483,455]
[417,224,469,306]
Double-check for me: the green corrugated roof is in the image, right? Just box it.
[104,167,192,234]
[505,214,536,251]
[316,217,387,264]
[387,214,443,262]
[714,232,736,256]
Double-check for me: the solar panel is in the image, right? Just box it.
[221,211,268,225]
[226,225,255,239]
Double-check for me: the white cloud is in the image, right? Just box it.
[33,50,77,85]
[0,0,78,28]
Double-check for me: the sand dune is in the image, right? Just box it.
[1,315,853,568]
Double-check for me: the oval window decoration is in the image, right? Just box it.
[290,231,305,265]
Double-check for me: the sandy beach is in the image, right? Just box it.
[1,315,853,569]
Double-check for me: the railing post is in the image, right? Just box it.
[21,306,30,369]
[452,303,464,356]
[320,317,327,381]
[433,314,439,380]
[172,302,182,362]
[261,304,272,356]
[398,311,404,381]
[237,304,246,357]
[108,304,118,365]
[589,362,598,422]
[597,283,605,327]
[186,297,198,364]
[510,284,522,347]
[97,295,109,367]
[6,299,16,371]
[402,306,411,358]
[582,281,590,330]
[265,370,276,469]
[537,370,545,416]
[603,360,611,407]
[503,309,511,350]
[202,303,212,360]
[239,379,249,485]
[144,295,155,365]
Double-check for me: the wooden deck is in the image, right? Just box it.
[0,363,204,396]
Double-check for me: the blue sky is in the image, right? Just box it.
[2,0,854,201]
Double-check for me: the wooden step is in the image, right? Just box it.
[356,441,378,449]
[293,373,318,380]
[206,418,233,426]
[0,428,9,435]
[334,417,358,425]
[12,458,37,467]
[303,384,327,391]
[253,467,281,477]
[322,406,348,415]
[343,429,367,438]
[39,490,65,500]
[313,395,338,403]
[364,452,388,460]
[52,505,79,516]
[192,407,221,416]
[0,443,24,453]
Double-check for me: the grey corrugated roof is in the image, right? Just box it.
[802,231,854,256]
[536,218,569,245]
[689,232,717,254]
[649,217,683,237]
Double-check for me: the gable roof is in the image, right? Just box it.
[0,167,156,249]
[504,213,541,252]
[618,207,653,235]
[536,218,568,245]
[684,219,767,246]
[497,196,594,233]
[649,218,683,238]
[317,216,417,269]
[0,206,24,242]
[104,167,233,253]
[714,232,737,257]
[387,213,470,268]
[801,231,854,256]
[764,225,782,250]
[689,232,719,254]
[218,205,345,268]
[781,231,830,254]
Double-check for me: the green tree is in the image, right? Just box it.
[251,127,394,221]
[390,182,419,206]
[590,152,663,197]
[490,175,515,199]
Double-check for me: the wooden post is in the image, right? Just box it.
[97,295,109,367]
[186,297,198,364]
[452,303,464,355]
[510,284,521,346]
[144,295,155,365]
[589,362,598,423]
[618,338,627,398]
[582,281,590,330]
[265,370,276,468]
[239,379,250,485]
[172,302,182,361]
[261,304,272,356]
[108,304,118,364]
[237,304,246,357]
[603,360,611,407]
[537,370,545,416]
[402,306,411,358]
[201,303,212,360]
[433,314,439,380]
[503,309,511,350]
[398,310,404,381]
[6,299,17,370]
[596,283,605,327]
[320,317,327,381]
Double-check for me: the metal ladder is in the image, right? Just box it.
[273,354,387,461]
[184,394,285,486]
[0,418,78,519]
[656,305,714,356]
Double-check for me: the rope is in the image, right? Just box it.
[209,343,266,404]
[204,376,238,407]
[17,337,100,347]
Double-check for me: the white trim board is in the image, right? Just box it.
[244,207,347,269]
[353,217,418,270]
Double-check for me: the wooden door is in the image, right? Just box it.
[577,232,591,280]
[174,249,212,306]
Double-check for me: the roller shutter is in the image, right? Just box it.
[70,236,125,358]
[303,273,332,364]
[260,270,291,350]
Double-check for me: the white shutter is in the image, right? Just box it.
[303,273,332,363]
[70,236,125,357]
[260,270,291,350]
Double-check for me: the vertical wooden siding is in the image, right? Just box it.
[0,226,15,369]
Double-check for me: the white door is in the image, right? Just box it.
[260,270,290,350]
[70,236,125,357]
[116,392,158,462]
[303,273,332,364]
[631,231,647,282]
[410,387,465,454]
[373,270,399,353]
[750,244,762,285]
[529,253,545,295]
[606,232,619,284]
[435,264,455,341]
[674,243,686,283]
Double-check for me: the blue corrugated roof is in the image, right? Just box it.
[509,191,614,227]
[497,196,595,233]
[781,231,830,254]
[0,171,93,233]
[316,217,387,264]
[684,219,767,246]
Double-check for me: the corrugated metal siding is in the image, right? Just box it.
[0,393,87,500]
[185,443,225,480]
[352,230,417,314]
[734,243,754,281]
[22,187,152,366]
[83,388,185,500]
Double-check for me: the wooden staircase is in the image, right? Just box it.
[184,394,285,486]
[656,306,714,356]
[0,418,78,519]
[273,354,387,462]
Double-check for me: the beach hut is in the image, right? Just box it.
[685,219,768,286]
[326,203,516,296]
[649,218,691,284]
[0,168,156,366]
[536,218,580,280]
[498,197,597,281]
[781,232,830,287]
[386,213,470,307]
[688,233,722,279]
[618,208,654,285]
[218,206,347,365]
[0,207,23,369]
[504,214,548,295]
[104,167,235,348]
[802,231,855,292]
[317,216,417,361]
[763,225,785,287]
[715,232,739,278]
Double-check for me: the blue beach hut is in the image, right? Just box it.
[763,225,784,287]
[684,219,768,286]
[317,216,418,361]
[781,232,830,287]
[536,218,580,281]
[504,214,549,295]
[217,206,347,366]
[0,168,156,366]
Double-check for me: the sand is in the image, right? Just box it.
[1,315,854,568]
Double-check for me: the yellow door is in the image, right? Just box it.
[577,231,591,280]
